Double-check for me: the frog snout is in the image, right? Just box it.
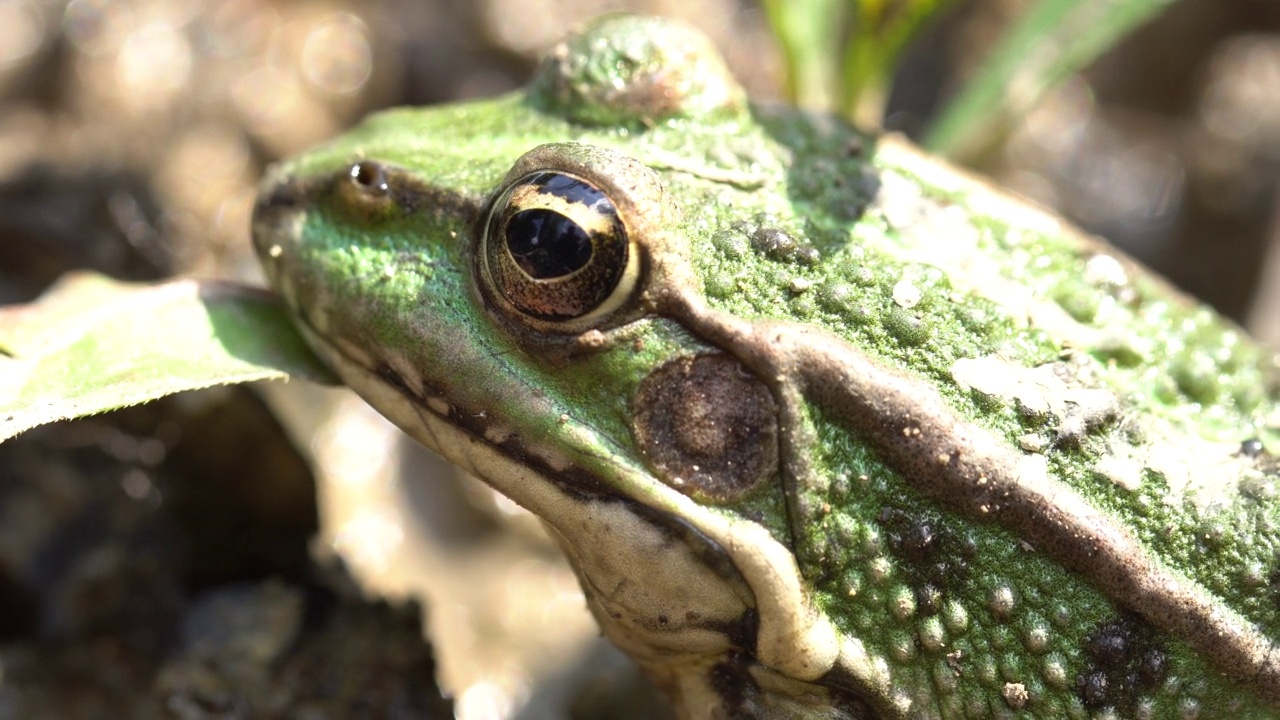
[250,174,307,271]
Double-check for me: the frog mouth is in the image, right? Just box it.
[283,315,800,689]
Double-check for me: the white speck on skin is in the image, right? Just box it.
[1003,682,1029,709]
[892,279,922,308]
[875,171,926,230]
[1018,434,1047,453]
[950,355,1117,431]
[1145,440,1257,508]
[1096,453,1145,491]
[952,356,1257,509]
[1085,254,1128,288]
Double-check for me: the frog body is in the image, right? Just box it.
[253,16,1280,719]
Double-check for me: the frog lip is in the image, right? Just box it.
[290,317,792,680]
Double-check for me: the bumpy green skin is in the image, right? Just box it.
[257,15,1280,719]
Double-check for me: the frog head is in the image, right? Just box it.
[254,15,888,718]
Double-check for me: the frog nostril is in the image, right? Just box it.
[349,161,389,194]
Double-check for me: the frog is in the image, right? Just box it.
[251,14,1280,720]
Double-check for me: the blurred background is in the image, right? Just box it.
[0,1,1276,719]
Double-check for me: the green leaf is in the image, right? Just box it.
[0,273,337,442]
[925,0,1178,158]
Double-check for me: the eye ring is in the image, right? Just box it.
[481,169,634,323]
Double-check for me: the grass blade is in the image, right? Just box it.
[924,0,1178,158]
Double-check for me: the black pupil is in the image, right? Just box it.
[506,209,592,279]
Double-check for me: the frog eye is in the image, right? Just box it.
[481,170,633,322]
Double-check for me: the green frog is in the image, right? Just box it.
[252,15,1280,719]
